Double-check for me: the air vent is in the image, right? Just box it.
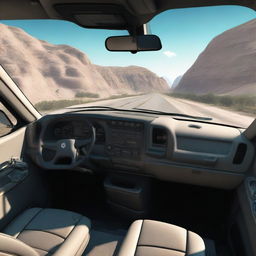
[152,127,167,146]
[233,143,247,164]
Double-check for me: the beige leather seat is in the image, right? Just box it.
[0,208,91,256]
[118,219,205,256]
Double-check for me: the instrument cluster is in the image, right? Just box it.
[54,121,91,139]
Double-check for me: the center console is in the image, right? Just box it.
[104,173,150,218]
[105,120,144,161]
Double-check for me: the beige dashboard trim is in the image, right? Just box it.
[0,127,26,163]
[144,159,244,189]
[244,119,256,140]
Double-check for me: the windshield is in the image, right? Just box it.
[0,6,255,128]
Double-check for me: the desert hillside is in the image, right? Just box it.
[0,24,169,103]
[171,75,182,89]
[175,18,256,95]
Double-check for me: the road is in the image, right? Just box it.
[68,93,254,128]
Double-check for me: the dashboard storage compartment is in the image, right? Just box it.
[104,174,150,218]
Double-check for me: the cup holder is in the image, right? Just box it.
[110,178,137,190]
[104,173,150,218]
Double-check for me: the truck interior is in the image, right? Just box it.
[0,1,256,256]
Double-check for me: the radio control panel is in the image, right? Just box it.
[106,120,144,160]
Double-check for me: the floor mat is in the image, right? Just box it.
[83,229,126,256]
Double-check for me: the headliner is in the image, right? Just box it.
[0,0,255,32]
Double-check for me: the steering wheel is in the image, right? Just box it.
[36,118,95,170]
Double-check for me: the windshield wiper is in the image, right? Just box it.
[67,105,212,121]
[67,106,118,110]
[133,108,212,120]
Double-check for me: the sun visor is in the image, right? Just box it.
[74,13,126,27]
[54,4,138,30]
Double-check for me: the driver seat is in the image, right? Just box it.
[0,207,91,256]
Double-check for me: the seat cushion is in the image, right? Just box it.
[118,219,205,256]
[3,208,91,256]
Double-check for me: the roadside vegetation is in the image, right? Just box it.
[75,91,100,98]
[35,99,90,111]
[169,93,256,115]
[107,93,130,100]
[35,93,141,112]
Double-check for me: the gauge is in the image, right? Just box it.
[54,122,73,138]
[73,122,91,138]
[53,120,95,139]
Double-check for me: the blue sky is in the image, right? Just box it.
[1,6,255,83]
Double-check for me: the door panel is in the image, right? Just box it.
[0,127,25,163]
[0,127,48,229]
[0,67,47,229]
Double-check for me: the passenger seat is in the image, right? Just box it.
[118,219,205,256]
[0,208,91,256]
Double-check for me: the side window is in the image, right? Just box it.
[0,102,17,137]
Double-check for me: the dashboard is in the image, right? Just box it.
[53,121,91,139]
[26,111,255,189]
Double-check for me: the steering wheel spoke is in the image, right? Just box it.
[42,141,57,151]
[75,138,93,148]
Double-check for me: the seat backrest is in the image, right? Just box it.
[0,233,39,256]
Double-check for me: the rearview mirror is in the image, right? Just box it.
[105,35,162,53]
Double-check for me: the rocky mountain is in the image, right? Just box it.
[96,65,169,93]
[0,23,169,103]
[171,75,182,89]
[175,18,256,95]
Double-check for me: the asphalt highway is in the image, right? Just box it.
[69,93,254,128]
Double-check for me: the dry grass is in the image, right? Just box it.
[35,93,141,112]
[169,93,256,115]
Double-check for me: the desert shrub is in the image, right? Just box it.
[169,92,256,115]
[35,93,141,112]
[201,93,219,104]
[235,95,255,107]
[75,91,99,98]
[108,94,129,99]
[35,99,88,111]
[219,96,233,107]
